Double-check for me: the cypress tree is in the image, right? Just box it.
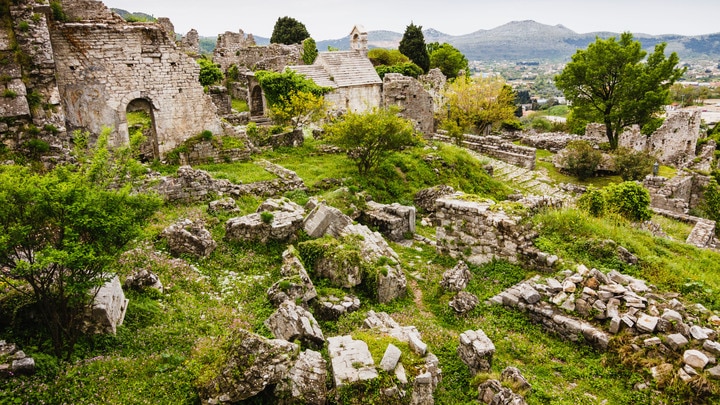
[399,23,430,73]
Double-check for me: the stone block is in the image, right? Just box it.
[636,314,659,333]
[380,343,402,372]
[85,275,128,335]
[327,335,378,388]
[684,349,709,370]
[667,333,690,351]
[265,301,324,347]
[458,329,495,375]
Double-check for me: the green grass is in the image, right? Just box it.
[196,160,277,184]
[231,98,249,112]
[535,148,624,187]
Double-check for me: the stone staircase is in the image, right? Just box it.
[468,151,570,200]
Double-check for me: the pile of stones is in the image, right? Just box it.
[491,264,720,385]
[0,341,34,377]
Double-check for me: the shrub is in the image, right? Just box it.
[604,181,652,221]
[2,89,17,98]
[577,186,606,217]
[200,130,213,141]
[560,140,602,180]
[613,148,655,181]
[49,1,67,21]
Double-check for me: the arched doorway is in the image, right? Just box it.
[126,98,158,161]
[250,85,264,117]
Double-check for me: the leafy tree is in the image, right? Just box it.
[255,69,331,108]
[440,76,517,136]
[428,43,469,79]
[198,58,223,86]
[555,32,684,149]
[270,91,327,130]
[0,132,160,359]
[398,23,429,73]
[375,62,423,79]
[324,107,420,175]
[559,140,602,180]
[368,48,409,67]
[301,37,318,65]
[270,16,310,45]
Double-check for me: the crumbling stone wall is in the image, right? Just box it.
[418,68,447,114]
[180,29,200,55]
[433,195,561,269]
[49,0,222,158]
[213,30,302,72]
[643,175,694,213]
[587,111,701,167]
[382,73,434,135]
[433,132,537,169]
[2,0,68,152]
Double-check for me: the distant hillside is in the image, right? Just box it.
[318,20,720,62]
[110,8,156,22]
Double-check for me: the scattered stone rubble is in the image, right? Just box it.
[478,368,530,405]
[449,291,480,314]
[313,293,361,321]
[491,264,720,384]
[199,329,299,404]
[124,269,164,293]
[0,341,35,377]
[225,198,305,243]
[161,219,217,258]
[265,301,325,348]
[360,201,416,242]
[208,197,241,214]
[267,247,317,307]
[441,260,472,292]
[275,349,328,405]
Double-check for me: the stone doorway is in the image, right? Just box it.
[126,98,158,161]
[250,85,264,117]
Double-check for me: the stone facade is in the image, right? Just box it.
[213,31,305,73]
[382,73,435,135]
[46,0,223,158]
[433,132,536,170]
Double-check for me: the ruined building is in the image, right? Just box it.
[2,0,224,159]
[287,25,382,113]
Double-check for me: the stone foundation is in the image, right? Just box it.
[432,132,536,169]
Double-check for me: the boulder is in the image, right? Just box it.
[708,365,720,380]
[84,275,128,335]
[198,329,299,404]
[208,197,240,214]
[440,261,472,292]
[667,334,690,351]
[377,264,407,304]
[449,291,480,314]
[683,349,709,370]
[327,335,378,388]
[162,219,217,258]
[124,269,163,293]
[302,203,353,238]
[458,329,495,375]
[501,367,531,391]
[276,349,327,405]
[11,357,35,375]
[265,301,325,348]
[379,343,402,372]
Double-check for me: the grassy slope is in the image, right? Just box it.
[1,138,718,404]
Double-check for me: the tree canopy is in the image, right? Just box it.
[368,48,409,67]
[555,32,684,149]
[0,131,160,359]
[440,76,517,137]
[270,16,310,45]
[254,69,331,107]
[428,42,469,79]
[324,107,420,175]
[398,23,430,73]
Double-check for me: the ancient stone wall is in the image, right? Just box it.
[213,30,302,72]
[2,1,68,153]
[49,2,223,157]
[643,175,694,213]
[382,73,434,135]
[179,29,200,55]
[418,68,447,114]
[433,132,537,169]
[324,85,382,113]
[433,195,561,269]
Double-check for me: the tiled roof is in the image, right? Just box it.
[287,50,381,89]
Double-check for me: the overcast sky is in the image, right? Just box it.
[104,0,719,40]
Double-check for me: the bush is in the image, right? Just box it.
[198,58,223,86]
[613,148,655,181]
[200,130,213,141]
[604,181,652,221]
[577,186,606,217]
[560,140,602,180]
[260,211,274,224]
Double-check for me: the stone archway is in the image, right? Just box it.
[125,98,159,161]
[250,85,264,117]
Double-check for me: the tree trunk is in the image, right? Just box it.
[605,120,618,149]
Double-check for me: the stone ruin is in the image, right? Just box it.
[383,73,435,135]
[433,132,537,170]
[225,198,305,244]
[1,0,226,161]
[491,264,720,388]
[212,30,303,73]
[161,218,217,258]
[429,192,561,269]
[84,275,128,335]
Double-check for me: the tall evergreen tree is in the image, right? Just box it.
[270,16,310,45]
[399,23,430,73]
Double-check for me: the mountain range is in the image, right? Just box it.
[265,20,720,62]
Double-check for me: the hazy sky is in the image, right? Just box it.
[104,0,720,40]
